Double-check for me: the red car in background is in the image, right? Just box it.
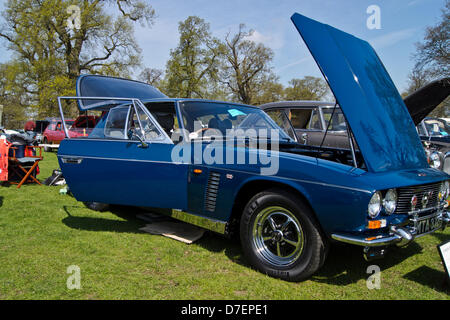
[42,115,99,151]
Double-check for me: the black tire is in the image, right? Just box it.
[83,202,110,212]
[240,188,328,282]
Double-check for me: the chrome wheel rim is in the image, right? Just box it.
[252,206,304,267]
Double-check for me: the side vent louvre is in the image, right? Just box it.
[204,172,221,212]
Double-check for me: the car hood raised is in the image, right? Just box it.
[403,77,450,125]
[291,13,428,173]
[76,75,167,110]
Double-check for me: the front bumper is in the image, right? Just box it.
[331,210,450,248]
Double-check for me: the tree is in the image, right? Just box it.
[413,0,449,78]
[0,62,33,128]
[284,76,330,101]
[220,24,276,105]
[164,16,224,99]
[139,67,164,87]
[404,0,450,118]
[251,76,285,105]
[0,0,156,117]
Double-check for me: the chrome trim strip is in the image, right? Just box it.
[407,202,446,215]
[57,154,184,165]
[196,164,372,194]
[332,211,449,247]
[168,209,227,234]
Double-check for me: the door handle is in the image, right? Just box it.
[61,157,83,164]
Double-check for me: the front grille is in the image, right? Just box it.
[204,172,221,212]
[396,182,441,215]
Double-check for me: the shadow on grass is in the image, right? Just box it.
[195,232,427,284]
[62,205,145,234]
[311,242,423,285]
[0,196,2,207]
[195,232,251,268]
[403,266,449,294]
[59,205,437,285]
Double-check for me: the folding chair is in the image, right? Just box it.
[8,145,43,188]
[0,138,9,182]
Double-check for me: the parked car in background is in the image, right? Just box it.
[259,101,352,149]
[42,115,99,151]
[441,118,450,126]
[57,14,450,282]
[263,78,450,174]
[33,119,51,143]
[403,77,450,174]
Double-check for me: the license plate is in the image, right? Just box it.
[413,214,442,236]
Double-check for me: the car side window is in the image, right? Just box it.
[266,109,297,140]
[308,109,322,130]
[104,106,130,139]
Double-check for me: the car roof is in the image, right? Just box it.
[258,100,337,110]
[141,98,260,110]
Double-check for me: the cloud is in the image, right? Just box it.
[243,29,284,50]
[275,57,311,72]
[368,28,417,49]
[407,0,423,6]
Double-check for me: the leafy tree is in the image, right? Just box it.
[164,16,224,99]
[284,76,330,101]
[139,67,164,87]
[0,62,34,128]
[413,0,449,78]
[220,24,276,105]
[0,0,156,117]
[251,76,285,106]
[404,1,449,118]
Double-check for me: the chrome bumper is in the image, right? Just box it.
[331,210,450,248]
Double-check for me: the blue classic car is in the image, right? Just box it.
[57,13,450,281]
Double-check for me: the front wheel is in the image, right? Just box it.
[240,188,328,282]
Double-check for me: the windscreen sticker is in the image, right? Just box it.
[228,109,247,117]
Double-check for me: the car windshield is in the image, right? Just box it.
[179,101,293,141]
[424,119,449,136]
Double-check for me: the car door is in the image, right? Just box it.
[290,107,324,146]
[58,101,188,210]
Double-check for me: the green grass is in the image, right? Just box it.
[0,152,449,299]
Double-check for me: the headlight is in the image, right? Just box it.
[439,181,449,201]
[430,152,442,169]
[383,189,397,215]
[368,191,382,219]
[440,181,450,201]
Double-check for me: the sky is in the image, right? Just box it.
[0,0,446,93]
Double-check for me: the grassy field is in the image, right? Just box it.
[0,151,449,300]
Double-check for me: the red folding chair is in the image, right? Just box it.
[8,145,43,188]
[0,139,9,182]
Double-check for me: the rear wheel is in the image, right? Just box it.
[240,188,328,282]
